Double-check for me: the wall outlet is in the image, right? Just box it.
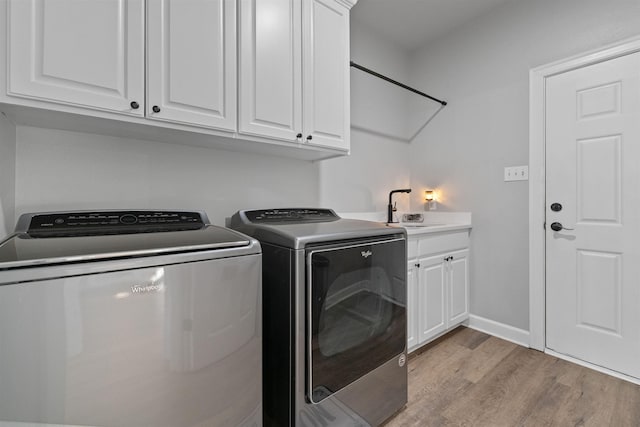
[504,165,529,181]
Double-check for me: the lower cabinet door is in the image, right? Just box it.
[418,254,448,343]
[407,261,419,351]
[448,249,470,326]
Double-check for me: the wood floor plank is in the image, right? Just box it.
[456,336,518,384]
[405,339,473,399]
[441,346,556,426]
[554,368,621,426]
[519,381,578,427]
[442,325,490,350]
[611,380,640,426]
[384,327,640,427]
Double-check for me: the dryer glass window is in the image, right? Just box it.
[307,238,406,403]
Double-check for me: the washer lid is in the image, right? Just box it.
[0,225,254,270]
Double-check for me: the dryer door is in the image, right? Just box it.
[306,237,406,403]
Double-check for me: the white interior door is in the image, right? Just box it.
[545,51,640,379]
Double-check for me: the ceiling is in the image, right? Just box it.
[351,0,514,51]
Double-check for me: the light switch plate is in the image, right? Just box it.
[504,165,529,181]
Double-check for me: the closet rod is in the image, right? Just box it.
[350,61,447,106]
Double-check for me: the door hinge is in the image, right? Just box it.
[543,222,546,230]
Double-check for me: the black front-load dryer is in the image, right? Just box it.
[230,208,407,427]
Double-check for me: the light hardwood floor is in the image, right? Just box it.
[384,327,640,427]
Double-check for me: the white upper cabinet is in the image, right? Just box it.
[239,0,353,151]
[302,0,350,150]
[3,0,356,159]
[238,0,302,141]
[8,0,145,115]
[8,0,235,129]
[147,0,236,130]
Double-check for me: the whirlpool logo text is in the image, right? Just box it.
[131,284,164,294]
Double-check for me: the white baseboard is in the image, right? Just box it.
[464,314,530,348]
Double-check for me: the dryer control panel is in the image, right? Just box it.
[244,208,339,223]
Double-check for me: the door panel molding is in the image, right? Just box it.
[529,35,640,351]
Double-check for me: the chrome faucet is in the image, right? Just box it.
[387,189,412,223]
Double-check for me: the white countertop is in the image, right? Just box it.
[338,211,472,236]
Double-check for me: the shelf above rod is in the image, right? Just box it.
[350,61,447,106]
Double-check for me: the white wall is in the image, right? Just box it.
[319,20,412,213]
[9,0,640,335]
[14,126,319,225]
[408,0,640,331]
[0,113,16,238]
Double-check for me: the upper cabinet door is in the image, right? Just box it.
[302,0,350,150]
[147,0,236,131]
[8,0,144,116]
[238,0,302,141]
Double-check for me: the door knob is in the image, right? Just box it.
[550,203,562,212]
[550,222,574,231]
[152,105,161,113]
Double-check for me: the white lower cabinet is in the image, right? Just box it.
[407,230,470,353]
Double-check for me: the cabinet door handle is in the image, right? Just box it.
[296,133,303,139]
[130,101,140,109]
[306,135,313,141]
[152,105,161,113]
[415,263,420,268]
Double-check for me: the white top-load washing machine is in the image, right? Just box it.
[0,210,262,427]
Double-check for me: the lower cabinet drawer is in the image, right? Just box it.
[407,238,419,259]
[418,230,469,257]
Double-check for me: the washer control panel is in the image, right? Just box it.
[245,208,339,223]
[24,211,206,237]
